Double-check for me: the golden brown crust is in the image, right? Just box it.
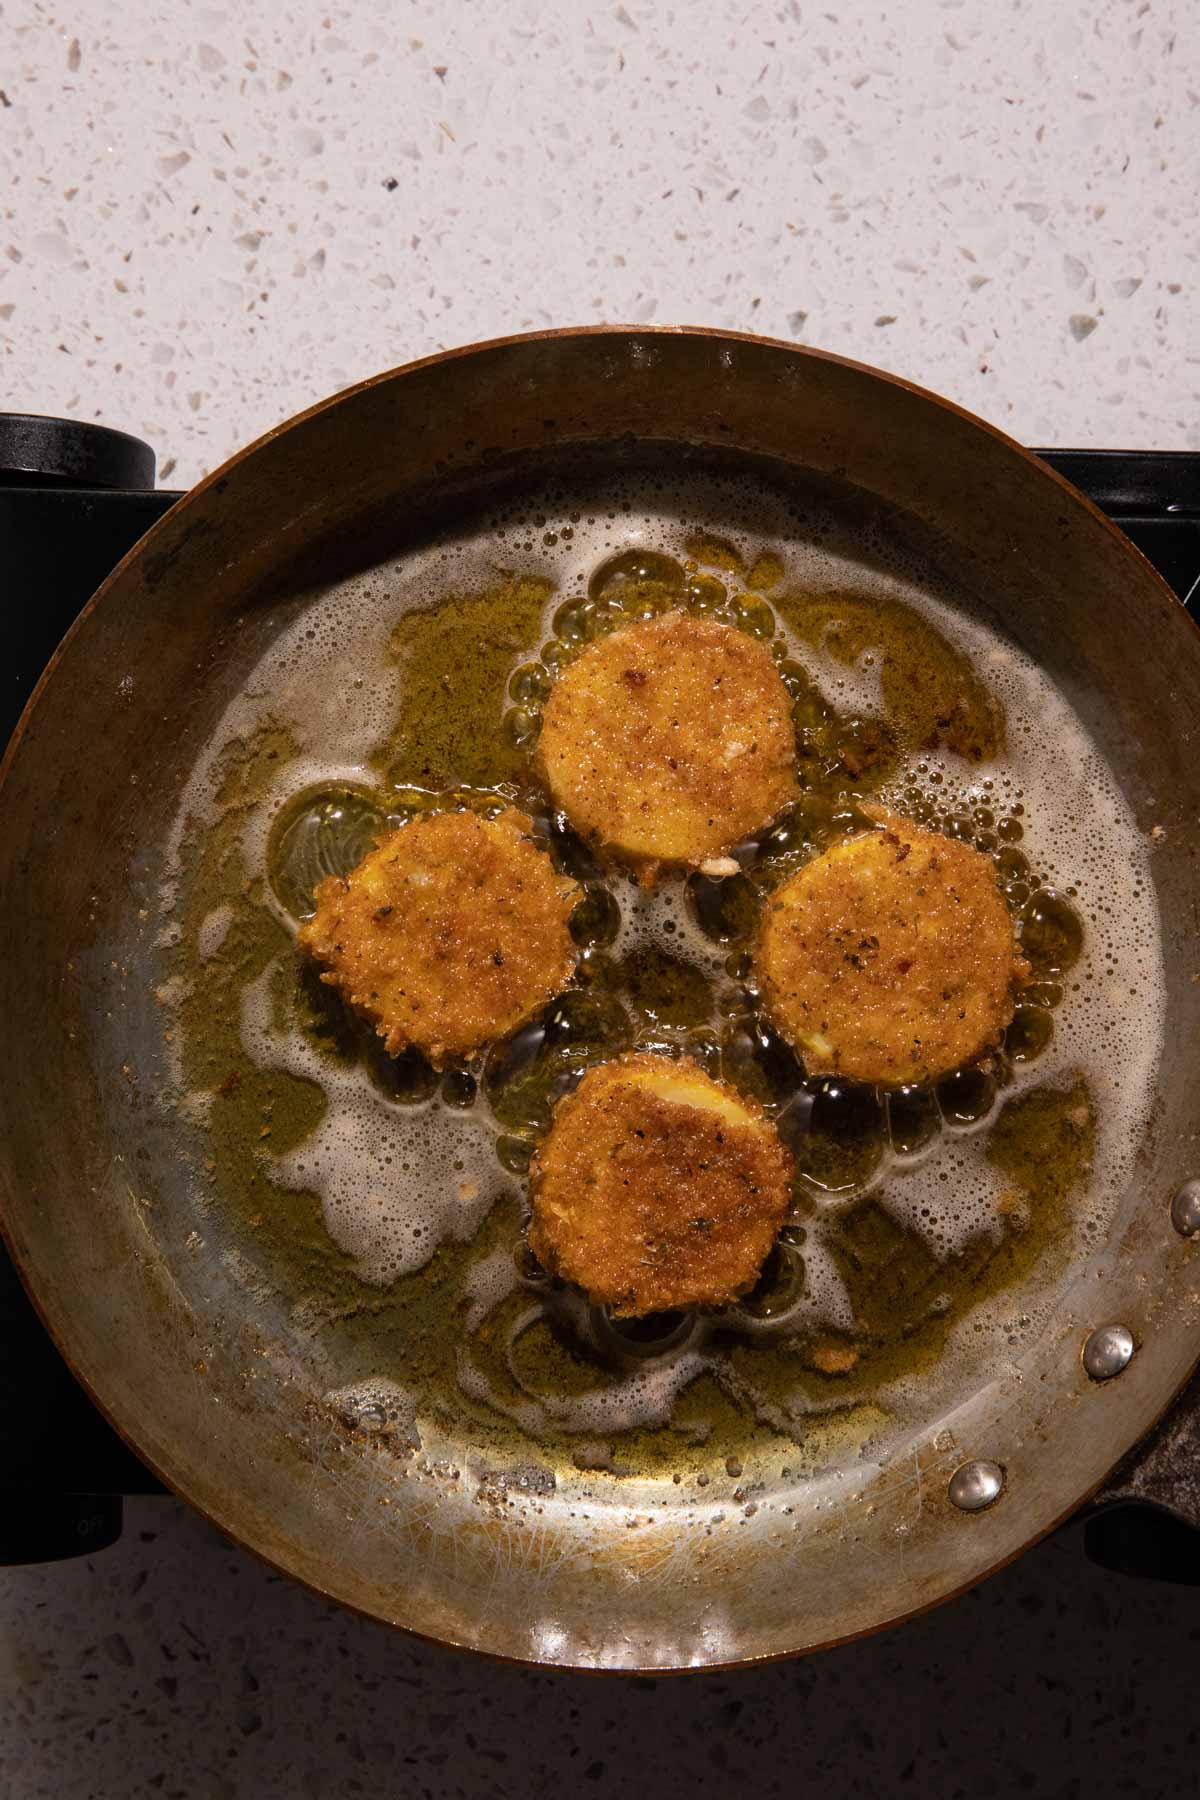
[529,1053,793,1317]
[756,808,1027,1087]
[536,610,798,872]
[297,808,579,1066]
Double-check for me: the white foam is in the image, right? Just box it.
[197,903,234,961]
[239,961,498,1285]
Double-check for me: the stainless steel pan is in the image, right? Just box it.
[2,328,1197,1668]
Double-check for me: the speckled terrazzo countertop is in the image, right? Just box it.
[2,2,1199,1795]
[1,0,1197,484]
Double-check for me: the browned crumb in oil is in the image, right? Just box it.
[809,1342,860,1375]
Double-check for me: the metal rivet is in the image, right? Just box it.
[1171,1180,1200,1238]
[1082,1323,1136,1381]
[948,1459,1004,1512]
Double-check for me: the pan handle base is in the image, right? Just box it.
[0,1493,122,1565]
[1082,1367,1200,1582]
[1083,1501,1200,1585]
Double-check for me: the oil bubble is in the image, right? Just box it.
[594,1306,695,1363]
[366,1040,439,1106]
[1020,889,1084,976]
[515,1240,553,1284]
[937,1064,997,1127]
[267,785,387,919]
[552,596,595,644]
[887,1084,941,1157]
[502,706,541,750]
[726,592,776,640]
[588,549,684,608]
[509,661,553,705]
[721,1016,802,1112]
[548,814,604,882]
[441,1068,478,1109]
[1005,1005,1054,1064]
[497,1134,535,1175]
[682,572,728,613]
[792,1079,888,1199]
[737,1244,803,1319]
[688,871,760,944]
[570,885,622,949]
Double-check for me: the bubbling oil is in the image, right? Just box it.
[158,469,1164,1461]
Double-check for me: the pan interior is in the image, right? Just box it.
[145,445,1163,1531]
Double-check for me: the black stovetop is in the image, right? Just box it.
[2,429,1198,1566]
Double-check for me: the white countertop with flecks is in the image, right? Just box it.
[1,0,1196,488]
[2,4,1200,1795]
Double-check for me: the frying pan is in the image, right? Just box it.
[2,327,1198,1670]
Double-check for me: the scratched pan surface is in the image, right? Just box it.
[2,330,1199,1670]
